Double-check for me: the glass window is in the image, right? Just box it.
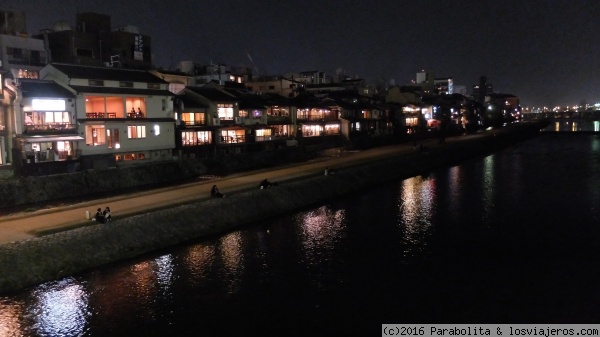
[182,131,212,146]
[85,125,106,145]
[128,125,146,139]
[107,128,120,149]
[217,104,234,120]
[181,112,205,125]
[219,129,245,143]
[255,128,272,142]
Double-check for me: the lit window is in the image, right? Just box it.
[128,125,146,139]
[217,104,234,120]
[85,125,106,146]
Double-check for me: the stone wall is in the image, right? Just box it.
[0,123,545,293]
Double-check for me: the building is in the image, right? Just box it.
[0,9,49,173]
[434,77,453,95]
[38,12,153,69]
[40,63,175,170]
[4,78,80,176]
[177,61,250,87]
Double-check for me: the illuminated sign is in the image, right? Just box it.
[32,99,66,111]
[134,35,144,61]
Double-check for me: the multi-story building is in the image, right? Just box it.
[38,12,152,69]
[0,8,49,173]
[178,62,250,87]
[40,63,175,170]
[245,75,302,97]
[5,78,80,176]
[434,77,453,95]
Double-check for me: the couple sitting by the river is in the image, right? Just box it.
[94,207,112,223]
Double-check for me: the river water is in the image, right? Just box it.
[1,131,600,336]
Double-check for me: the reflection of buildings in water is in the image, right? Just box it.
[182,244,217,281]
[296,206,347,289]
[399,176,436,258]
[482,155,496,226]
[154,255,175,293]
[297,206,346,255]
[129,260,161,300]
[0,296,29,336]
[217,232,245,295]
[33,278,90,337]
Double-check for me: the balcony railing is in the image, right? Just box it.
[297,114,337,121]
[24,123,76,133]
[221,135,245,144]
[86,112,117,118]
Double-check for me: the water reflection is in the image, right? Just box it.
[31,278,90,337]
[481,155,496,226]
[0,298,24,337]
[296,206,346,290]
[548,120,599,132]
[154,255,174,294]
[216,231,245,294]
[182,244,216,282]
[398,176,436,259]
[297,206,346,257]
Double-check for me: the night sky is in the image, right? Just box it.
[2,0,600,108]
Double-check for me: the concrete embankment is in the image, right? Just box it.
[0,123,545,294]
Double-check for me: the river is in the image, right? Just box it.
[0,131,599,336]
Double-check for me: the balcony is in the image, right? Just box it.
[24,123,76,134]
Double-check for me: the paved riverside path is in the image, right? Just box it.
[0,129,508,245]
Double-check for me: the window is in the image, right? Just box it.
[238,110,248,118]
[219,129,245,144]
[128,125,146,138]
[16,69,38,79]
[324,124,340,135]
[120,152,146,161]
[44,111,69,124]
[126,97,146,117]
[120,82,134,88]
[181,112,205,125]
[268,106,289,117]
[88,80,104,86]
[86,125,106,145]
[217,103,234,120]
[181,131,212,146]
[147,83,160,89]
[76,48,93,57]
[153,125,160,136]
[255,128,272,142]
[107,128,120,149]
[252,110,263,119]
[301,125,323,137]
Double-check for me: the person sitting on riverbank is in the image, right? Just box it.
[324,167,336,176]
[94,208,105,223]
[259,179,278,189]
[103,207,112,222]
[211,185,226,198]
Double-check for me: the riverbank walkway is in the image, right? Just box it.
[0,127,520,245]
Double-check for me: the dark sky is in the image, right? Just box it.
[3,0,600,107]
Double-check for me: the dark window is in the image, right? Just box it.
[88,80,104,86]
